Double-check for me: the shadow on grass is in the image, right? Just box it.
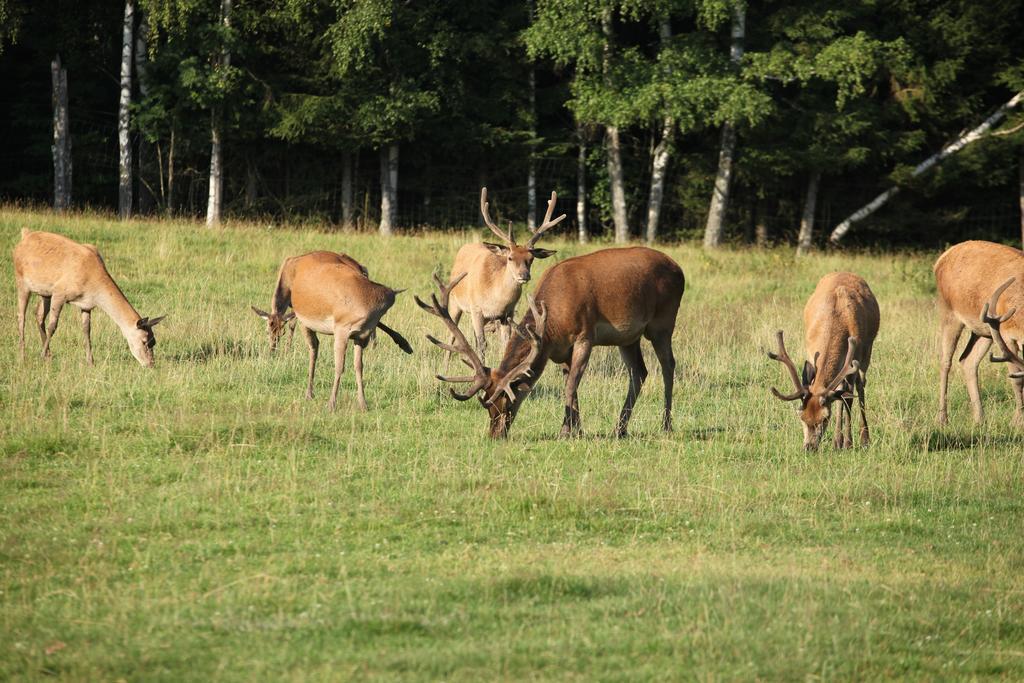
[913,429,1023,451]
[171,338,257,363]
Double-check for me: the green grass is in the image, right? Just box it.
[2,207,1024,680]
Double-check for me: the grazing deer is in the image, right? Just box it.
[252,250,371,352]
[935,240,1024,424]
[13,229,165,367]
[417,247,684,438]
[444,187,565,363]
[767,272,879,451]
[255,257,412,411]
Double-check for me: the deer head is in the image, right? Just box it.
[480,187,564,284]
[767,330,859,451]
[251,306,296,352]
[981,277,1024,379]
[130,315,166,367]
[416,271,546,438]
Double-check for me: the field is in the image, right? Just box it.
[2,206,1024,681]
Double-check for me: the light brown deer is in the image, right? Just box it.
[257,257,412,411]
[767,272,879,451]
[444,187,564,363]
[13,229,165,366]
[252,250,370,352]
[935,240,1024,424]
[417,247,684,438]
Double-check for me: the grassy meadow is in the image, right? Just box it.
[2,206,1024,680]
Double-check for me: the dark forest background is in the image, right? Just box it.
[2,0,1024,249]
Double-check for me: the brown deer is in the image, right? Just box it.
[766,272,879,451]
[252,250,372,352]
[13,229,165,367]
[417,247,684,438]
[255,256,412,411]
[935,240,1024,424]
[444,187,565,363]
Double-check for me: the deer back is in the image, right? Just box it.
[290,261,395,333]
[803,272,879,387]
[935,240,1024,339]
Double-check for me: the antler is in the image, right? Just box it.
[414,271,492,400]
[981,277,1024,379]
[480,187,514,246]
[823,337,860,396]
[488,295,547,403]
[525,190,567,249]
[766,330,807,401]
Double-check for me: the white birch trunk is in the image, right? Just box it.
[134,11,154,214]
[607,126,629,242]
[379,143,398,236]
[206,0,232,228]
[577,127,588,243]
[118,0,134,220]
[646,117,674,244]
[702,1,745,249]
[341,150,353,227]
[829,90,1024,244]
[51,55,71,212]
[796,170,821,256]
[527,68,537,231]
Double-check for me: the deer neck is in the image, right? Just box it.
[497,323,549,393]
[95,275,143,335]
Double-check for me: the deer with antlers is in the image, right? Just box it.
[935,241,1024,424]
[767,272,879,450]
[252,250,378,352]
[253,255,412,411]
[444,187,565,363]
[14,229,165,366]
[417,247,684,438]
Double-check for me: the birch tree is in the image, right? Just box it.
[118,0,134,220]
[702,0,744,249]
[645,18,674,244]
[205,0,231,227]
[51,54,71,211]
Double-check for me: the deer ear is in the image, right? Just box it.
[802,360,816,386]
[282,311,296,323]
[252,306,271,319]
[530,248,556,259]
[145,315,166,327]
[482,242,509,255]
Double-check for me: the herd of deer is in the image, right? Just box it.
[12,190,1024,449]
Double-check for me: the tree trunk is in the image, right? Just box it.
[646,117,674,243]
[796,170,822,256]
[830,90,1024,244]
[118,0,134,220]
[134,11,155,214]
[577,126,588,243]
[702,1,745,249]
[167,125,175,215]
[244,158,257,210]
[379,143,398,236]
[341,150,353,227]
[607,126,629,242]
[527,68,537,231]
[51,55,71,212]
[205,0,231,228]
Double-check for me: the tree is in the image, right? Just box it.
[118,0,134,219]
[205,0,231,227]
[51,54,70,211]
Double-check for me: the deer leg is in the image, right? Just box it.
[287,318,297,350]
[499,318,511,356]
[960,335,992,424]
[649,333,676,432]
[1012,371,1024,426]
[843,395,854,448]
[16,285,29,360]
[303,326,319,400]
[937,314,964,425]
[42,296,65,359]
[81,309,93,366]
[471,312,487,365]
[353,341,367,412]
[614,341,649,438]
[328,327,350,412]
[444,309,463,370]
[560,340,593,438]
[832,401,846,449]
[36,296,51,347]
